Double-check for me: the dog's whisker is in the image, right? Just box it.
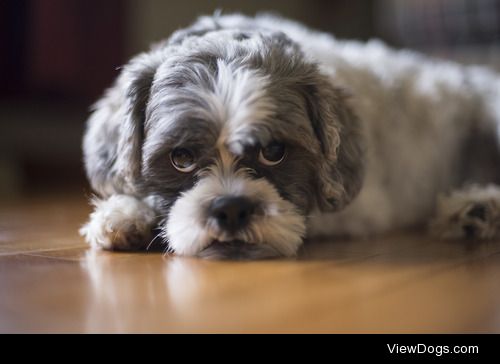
[145,231,162,251]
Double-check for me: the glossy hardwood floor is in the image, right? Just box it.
[1,192,500,333]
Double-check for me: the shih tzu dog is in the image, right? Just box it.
[80,13,500,259]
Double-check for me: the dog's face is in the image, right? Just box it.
[101,30,364,258]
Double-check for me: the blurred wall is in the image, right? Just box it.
[125,0,375,56]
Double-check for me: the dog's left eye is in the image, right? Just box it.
[170,148,197,172]
[258,141,286,166]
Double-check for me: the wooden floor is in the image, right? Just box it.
[1,192,500,333]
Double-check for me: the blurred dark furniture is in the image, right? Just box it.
[0,0,125,195]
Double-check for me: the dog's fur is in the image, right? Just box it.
[80,13,500,259]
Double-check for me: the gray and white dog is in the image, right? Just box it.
[80,13,500,259]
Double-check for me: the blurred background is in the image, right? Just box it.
[1,0,499,199]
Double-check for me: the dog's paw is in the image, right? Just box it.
[80,195,157,250]
[430,185,500,240]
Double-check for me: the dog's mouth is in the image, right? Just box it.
[198,239,280,260]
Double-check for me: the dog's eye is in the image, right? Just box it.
[258,141,286,166]
[170,148,197,172]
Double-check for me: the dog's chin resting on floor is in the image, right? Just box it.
[79,13,500,259]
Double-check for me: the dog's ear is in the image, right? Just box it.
[83,51,163,196]
[303,74,365,211]
[115,53,161,188]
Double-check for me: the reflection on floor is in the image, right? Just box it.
[1,193,499,333]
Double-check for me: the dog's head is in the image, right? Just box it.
[92,29,364,258]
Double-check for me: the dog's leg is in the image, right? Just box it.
[80,195,158,250]
[430,185,500,240]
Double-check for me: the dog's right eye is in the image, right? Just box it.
[258,141,286,166]
[170,148,197,173]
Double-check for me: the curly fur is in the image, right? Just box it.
[81,13,500,258]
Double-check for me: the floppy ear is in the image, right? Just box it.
[83,51,163,197]
[303,74,365,211]
[114,53,161,189]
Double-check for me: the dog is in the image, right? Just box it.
[80,13,500,259]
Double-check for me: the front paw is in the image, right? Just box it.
[460,203,490,239]
[431,186,500,240]
[80,195,157,250]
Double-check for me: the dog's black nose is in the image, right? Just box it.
[209,196,255,232]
